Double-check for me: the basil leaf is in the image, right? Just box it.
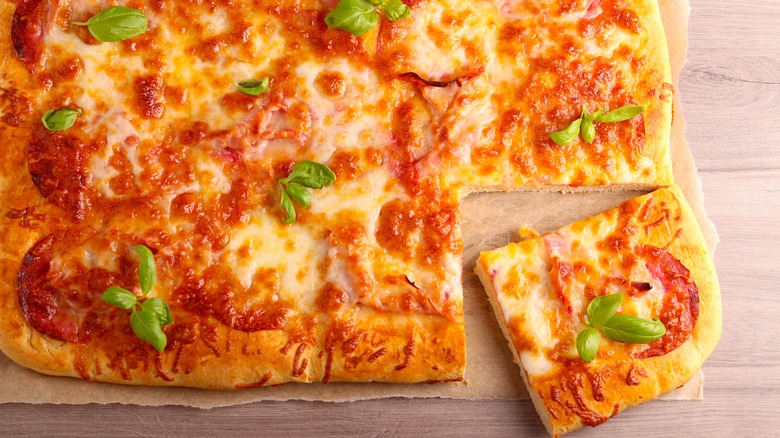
[133,244,156,296]
[42,108,82,131]
[140,298,173,326]
[325,0,379,36]
[580,116,596,144]
[595,104,647,123]
[285,160,336,189]
[237,78,269,96]
[587,292,623,328]
[384,0,411,20]
[277,161,335,223]
[550,117,582,145]
[601,315,666,343]
[101,287,137,310]
[130,309,167,352]
[280,189,296,224]
[284,182,312,207]
[576,327,600,362]
[72,6,148,43]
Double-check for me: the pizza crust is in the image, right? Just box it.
[638,0,676,187]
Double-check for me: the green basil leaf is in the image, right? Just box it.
[601,315,666,344]
[384,0,411,20]
[140,298,173,326]
[285,160,337,189]
[72,6,148,43]
[41,108,82,131]
[595,104,647,123]
[576,327,600,362]
[130,309,167,352]
[237,78,269,96]
[284,181,312,207]
[580,116,596,144]
[587,292,623,328]
[550,117,582,145]
[133,244,156,296]
[101,287,137,310]
[325,0,379,36]
[280,188,296,224]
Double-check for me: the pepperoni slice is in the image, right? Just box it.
[17,235,80,342]
[17,234,132,343]
[11,0,49,73]
[27,128,91,220]
[634,245,699,359]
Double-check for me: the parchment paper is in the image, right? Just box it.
[0,0,713,406]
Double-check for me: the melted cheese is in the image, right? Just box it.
[488,242,558,352]
[294,59,391,158]
[219,216,328,314]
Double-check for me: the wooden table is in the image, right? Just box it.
[2,0,778,436]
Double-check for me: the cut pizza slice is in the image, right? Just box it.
[475,187,721,436]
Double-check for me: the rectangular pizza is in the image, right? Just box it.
[0,0,678,389]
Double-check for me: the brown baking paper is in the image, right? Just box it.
[0,0,714,406]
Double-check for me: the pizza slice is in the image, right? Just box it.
[475,187,721,436]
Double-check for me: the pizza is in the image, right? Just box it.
[0,0,676,389]
[475,187,722,436]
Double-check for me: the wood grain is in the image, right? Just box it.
[1,0,779,435]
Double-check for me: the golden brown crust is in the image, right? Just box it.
[476,187,721,436]
[638,0,675,187]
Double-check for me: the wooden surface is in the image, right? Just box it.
[2,0,779,436]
